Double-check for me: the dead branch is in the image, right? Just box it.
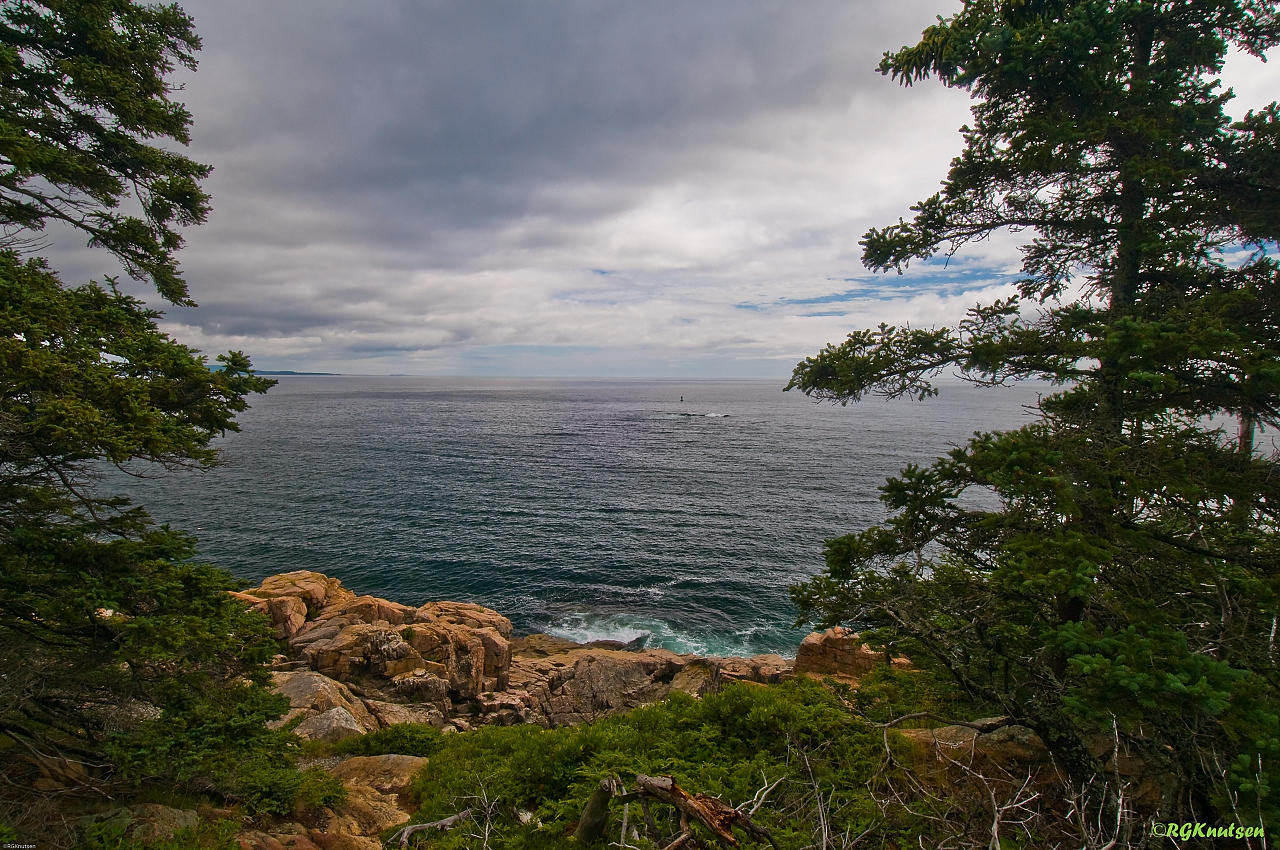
[617,797,632,849]
[796,746,830,850]
[636,774,779,850]
[738,773,785,817]
[876,712,1012,733]
[660,831,696,850]
[640,797,661,839]
[463,785,501,850]
[389,808,473,848]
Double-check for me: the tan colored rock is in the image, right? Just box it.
[464,690,536,726]
[230,591,307,639]
[317,594,416,626]
[243,573,520,705]
[248,570,356,614]
[900,720,1048,765]
[367,629,426,676]
[976,724,1049,763]
[329,755,428,796]
[244,570,809,734]
[299,624,380,678]
[390,669,451,705]
[307,834,382,850]
[717,653,791,684]
[396,621,499,698]
[263,596,309,638]
[474,626,511,690]
[900,724,978,751]
[398,623,450,662]
[237,831,324,850]
[400,622,487,698]
[267,707,311,731]
[290,757,427,850]
[298,623,427,680]
[363,699,446,729]
[272,671,379,733]
[325,784,412,842]
[443,626,486,697]
[416,600,512,638]
[288,618,347,650]
[565,653,657,708]
[794,628,900,679]
[229,590,262,606]
[510,633,587,657]
[307,834,381,850]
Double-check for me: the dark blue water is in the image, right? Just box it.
[110,377,1047,656]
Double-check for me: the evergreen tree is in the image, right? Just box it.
[790,0,1280,831]
[0,0,210,302]
[0,1,285,838]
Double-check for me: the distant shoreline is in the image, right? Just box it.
[252,370,341,376]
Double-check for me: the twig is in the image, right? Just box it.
[738,773,785,817]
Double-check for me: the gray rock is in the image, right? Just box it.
[294,707,367,742]
[272,670,380,732]
[364,699,447,729]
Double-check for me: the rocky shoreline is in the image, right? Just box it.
[233,570,887,738]
[198,570,898,850]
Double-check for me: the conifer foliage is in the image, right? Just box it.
[790,0,1280,831]
[0,0,280,837]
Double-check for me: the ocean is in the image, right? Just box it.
[108,376,1048,657]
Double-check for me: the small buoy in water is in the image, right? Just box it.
[680,395,684,402]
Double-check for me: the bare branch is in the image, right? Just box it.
[388,809,474,848]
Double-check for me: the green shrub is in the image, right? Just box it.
[331,722,445,758]
[106,682,296,791]
[297,767,348,812]
[105,685,350,818]
[401,680,900,849]
[842,663,985,726]
[228,761,345,817]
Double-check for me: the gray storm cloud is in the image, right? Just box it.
[35,1,1275,376]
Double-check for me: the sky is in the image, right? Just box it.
[45,1,1280,377]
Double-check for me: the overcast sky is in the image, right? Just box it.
[49,2,1280,377]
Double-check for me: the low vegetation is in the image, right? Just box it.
[378,673,1008,849]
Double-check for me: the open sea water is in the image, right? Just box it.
[107,376,1048,657]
